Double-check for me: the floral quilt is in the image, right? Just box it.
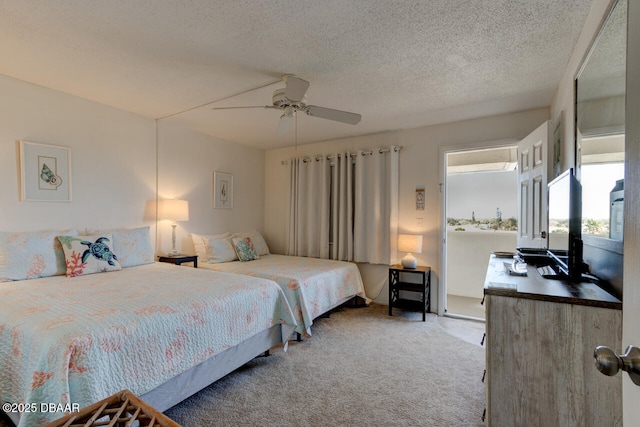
[201,254,367,336]
[0,262,296,426]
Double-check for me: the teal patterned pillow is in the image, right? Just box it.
[232,230,270,255]
[231,237,259,262]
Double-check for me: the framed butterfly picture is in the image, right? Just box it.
[19,140,72,202]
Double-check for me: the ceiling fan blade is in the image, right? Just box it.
[212,105,274,110]
[305,105,361,125]
[284,75,310,102]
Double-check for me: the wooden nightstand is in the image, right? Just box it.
[388,264,431,321]
[158,254,198,268]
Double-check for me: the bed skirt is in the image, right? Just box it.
[141,324,284,412]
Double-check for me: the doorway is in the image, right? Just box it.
[441,145,519,320]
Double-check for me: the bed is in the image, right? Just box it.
[0,229,297,427]
[192,231,368,338]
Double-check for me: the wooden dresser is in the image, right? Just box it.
[484,255,622,426]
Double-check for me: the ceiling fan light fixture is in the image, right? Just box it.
[277,113,294,135]
[283,105,296,118]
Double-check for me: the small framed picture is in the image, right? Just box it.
[416,187,425,211]
[213,171,233,208]
[19,140,72,202]
[553,112,564,178]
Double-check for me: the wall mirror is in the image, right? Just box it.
[575,0,626,296]
[576,0,626,244]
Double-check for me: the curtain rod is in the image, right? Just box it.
[281,145,403,165]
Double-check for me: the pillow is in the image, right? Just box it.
[190,233,209,263]
[0,229,78,282]
[232,230,270,256]
[191,232,237,264]
[85,226,154,268]
[203,236,237,263]
[232,236,259,262]
[58,234,122,277]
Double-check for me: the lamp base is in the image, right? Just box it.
[401,253,418,269]
[168,250,182,257]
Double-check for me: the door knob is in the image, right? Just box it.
[594,345,640,386]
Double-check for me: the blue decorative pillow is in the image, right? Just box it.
[232,237,259,262]
[57,234,122,277]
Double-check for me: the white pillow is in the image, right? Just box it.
[191,232,237,264]
[0,229,78,281]
[85,226,154,268]
[232,230,270,256]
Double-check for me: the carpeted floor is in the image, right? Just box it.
[164,303,486,426]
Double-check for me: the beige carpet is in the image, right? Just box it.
[164,303,486,426]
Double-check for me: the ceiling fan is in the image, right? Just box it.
[212,74,362,135]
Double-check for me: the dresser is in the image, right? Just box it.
[483,255,622,426]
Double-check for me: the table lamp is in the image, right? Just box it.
[398,234,423,269]
[158,199,189,256]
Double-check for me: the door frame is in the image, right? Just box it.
[438,138,518,317]
[623,0,640,419]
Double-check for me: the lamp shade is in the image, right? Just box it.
[398,234,423,254]
[158,199,189,222]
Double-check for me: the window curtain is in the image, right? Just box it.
[287,146,399,264]
[331,151,354,260]
[288,156,330,258]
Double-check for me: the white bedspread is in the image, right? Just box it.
[201,254,367,336]
[0,262,297,426]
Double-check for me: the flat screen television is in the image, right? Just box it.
[547,168,583,282]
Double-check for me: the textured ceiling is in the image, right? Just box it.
[0,0,594,149]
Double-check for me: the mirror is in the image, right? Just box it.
[576,0,626,243]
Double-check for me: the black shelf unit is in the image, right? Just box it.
[388,264,431,321]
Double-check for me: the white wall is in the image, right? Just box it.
[0,74,267,258]
[0,74,157,236]
[446,231,517,298]
[156,121,266,255]
[264,108,549,309]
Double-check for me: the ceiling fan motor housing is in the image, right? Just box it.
[272,88,307,113]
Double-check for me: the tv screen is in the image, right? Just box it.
[547,168,582,281]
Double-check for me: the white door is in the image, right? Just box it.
[623,0,640,421]
[517,121,548,249]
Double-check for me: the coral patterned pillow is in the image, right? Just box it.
[231,237,259,262]
[0,229,78,281]
[57,234,122,277]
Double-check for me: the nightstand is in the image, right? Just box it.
[157,254,198,268]
[388,264,431,321]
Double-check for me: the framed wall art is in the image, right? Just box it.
[19,140,72,202]
[416,187,425,211]
[213,171,233,208]
[553,111,564,178]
